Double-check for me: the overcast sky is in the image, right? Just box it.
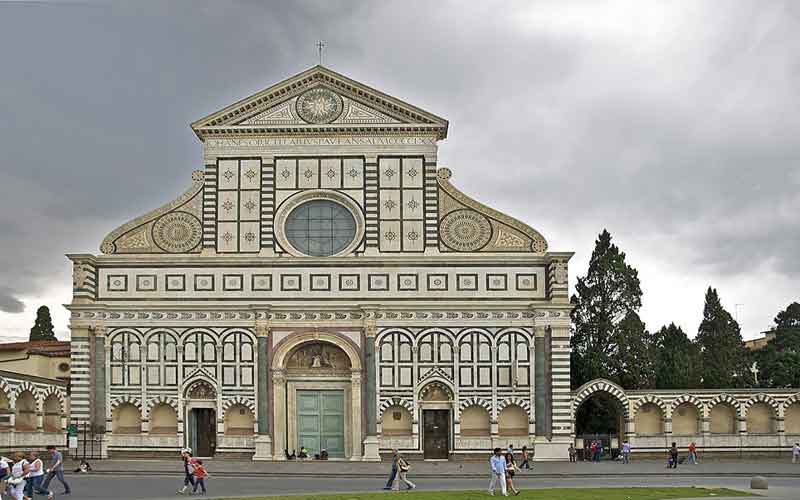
[0,0,798,342]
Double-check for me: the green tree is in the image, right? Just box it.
[754,302,800,388]
[29,305,56,341]
[612,311,655,389]
[653,323,701,389]
[695,287,751,388]
[570,229,645,389]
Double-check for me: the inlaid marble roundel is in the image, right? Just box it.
[152,211,202,253]
[295,87,344,124]
[440,209,492,252]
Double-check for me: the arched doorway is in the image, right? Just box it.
[184,380,217,457]
[419,381,454,459]
[272,333,363,460]
[572,380,628,460]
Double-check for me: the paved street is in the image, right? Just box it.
[48,474,800,499]
[48,460,800,500]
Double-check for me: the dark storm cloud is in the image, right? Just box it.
[0,288,25,314]
[0,0,797,338]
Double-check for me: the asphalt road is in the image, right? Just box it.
[45,474,800,500]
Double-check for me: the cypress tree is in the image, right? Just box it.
[696,288,750,388]
[29,305,56,341]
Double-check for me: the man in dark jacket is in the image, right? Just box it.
[383,449,398,490]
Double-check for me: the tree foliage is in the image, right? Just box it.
[570,229,648,389]
[695,288,752,388]
[29,305,56,341]
[652,323,700,389]
[612,312,655,390]
[754,302,800,388]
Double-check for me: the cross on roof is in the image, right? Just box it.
[316,41,326,65]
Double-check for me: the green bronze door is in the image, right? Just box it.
[297,390,345,458]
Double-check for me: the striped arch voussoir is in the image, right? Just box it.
[379,397,414,419]
[633,395,667,414]
[145,395,179,417]
[458,397,492,418]
[572,379,629,418]
[670,394,704,415]
[110,394,142,410]
[497,397,531,418]
[222,396,256,414]
[708,394,742,417]
[782,393,800,412]
[744,393,780,413]
[41,386,67,413]
[0,377,11,400]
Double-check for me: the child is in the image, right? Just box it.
[192,459,208,495]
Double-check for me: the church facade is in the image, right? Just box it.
[66,66,573,460]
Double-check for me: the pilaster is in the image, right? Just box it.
[362,319,380,460]
[253,320,273,460]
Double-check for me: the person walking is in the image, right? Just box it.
[687,442,698,465]
[793,443,800,464]
[519,446,530,470]
[504,452,520,496]
[177,448,197,495]
[383,449,398,490]
[42,445,70,495]
[25,451,54,499]
[669,442,679,469]
[597,440,604,461]
[590,441,598,462]
[0,456,11,499]
[7,452,30,500]
[568,444,576,463]
[488,448,507,496]
[621,440,631,464]
[192,460,208,495]
[392,452,415,491]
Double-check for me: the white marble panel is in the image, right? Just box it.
[401,189,424,220]
[275,159,297,189]
[379,158,400,188]
[239,221,260,252]
[402,158,423,188]
[240,159,261,190]
[239,190,260,221]
[379,190,401,220]
[218,159,239,190]
[379,220,401,252]
[320,158,342,188]
[402,220,425,252]
[342,158,364,188]
[217,191,238,221]
[297,158,319,189]
[217,222,238,252]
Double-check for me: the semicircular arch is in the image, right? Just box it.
[272,331,362,371]
[572,378,629,418]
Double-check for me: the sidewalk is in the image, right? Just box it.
[68,457,800,478]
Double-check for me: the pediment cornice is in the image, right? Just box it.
[191,65,448,140]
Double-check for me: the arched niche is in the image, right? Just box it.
[672,402,700,435]
[150,403,178,435]
[225,404,255,436]
[498,405,528,437]
[746,402,776,434]
[634,403,664,435]
[710,403,737,434]
[15,391,37,431]
[786,402,800,435]
[113,403,142,434]
[460,405,490,437]
[43,394,62,432]
[381,405,412,437]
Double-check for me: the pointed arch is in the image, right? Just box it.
[41,386,67,414]
[110,394,142,410]
[418,379,454,401]
[671,394,706,418]
[744,393,781,415]
[782,393,800,413]
[498,396,532,415]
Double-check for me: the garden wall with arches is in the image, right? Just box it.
[572,379,800,455]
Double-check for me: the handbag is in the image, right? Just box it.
[7,476,23,486]
[399,459,410,472]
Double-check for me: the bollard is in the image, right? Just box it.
[750,476,769,490]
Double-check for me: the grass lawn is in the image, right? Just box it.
[219,487,753,500]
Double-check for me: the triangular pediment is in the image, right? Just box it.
[191,66,448,139]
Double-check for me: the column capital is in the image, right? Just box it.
[364,319,378,338]
[91,323,108,337]
[255,320,271,338]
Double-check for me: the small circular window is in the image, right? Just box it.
[284,200,357,257]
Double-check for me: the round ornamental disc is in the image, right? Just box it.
[295,87,344,124]
[440,209,493,252]
[152,211,202,253]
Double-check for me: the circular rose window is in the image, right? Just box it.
[284,200,357,257]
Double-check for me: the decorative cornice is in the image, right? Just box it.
[191,65,448,140]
